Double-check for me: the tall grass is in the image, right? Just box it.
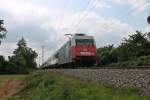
[8,70,150,100]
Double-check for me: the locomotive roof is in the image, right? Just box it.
[75,33,86,36]
[73,35,94,39]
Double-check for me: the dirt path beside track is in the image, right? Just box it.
[0,78,24,100]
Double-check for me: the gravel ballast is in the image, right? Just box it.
[53,68,150,94]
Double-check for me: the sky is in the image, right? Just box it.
[0,0,150,64]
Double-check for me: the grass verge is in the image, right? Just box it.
[0,75,26,85]
[8,70,150,100]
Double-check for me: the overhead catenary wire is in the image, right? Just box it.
[105,0,150,29]
[114,0,149,21]
[112,2,150,32]
[0,39,31,43]
[0,40,21,43]
[56,0,69,48]
[58,0,69,31]
[69,0,102,33]
[67,0,92,33]
[71,0,149,33]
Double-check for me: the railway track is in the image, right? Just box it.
[50,68,150,95]
[75,66,150,69]
[44,66,150,69]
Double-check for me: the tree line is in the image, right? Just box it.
[0,38,38,74]
[97,31,150,67]
[0,20,38,74]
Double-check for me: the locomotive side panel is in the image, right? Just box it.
[42,53,58,68]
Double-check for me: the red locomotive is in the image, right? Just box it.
[42,33,96,68]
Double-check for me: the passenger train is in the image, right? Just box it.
[42,33,97,68]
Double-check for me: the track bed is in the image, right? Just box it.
[52,68,150,94]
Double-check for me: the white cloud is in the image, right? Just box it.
[0,0,50,20]
[0,42,17,59]
[144,26,150,32]
[112,0,149,12]
[69,11,134,36]
[90,0,111,9]
[57,11,134,46]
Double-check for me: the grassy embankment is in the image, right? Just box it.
[8,70,150,100]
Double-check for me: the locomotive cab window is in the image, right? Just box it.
[76,39,94,45]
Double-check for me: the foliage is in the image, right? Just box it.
[97,31,150,67]
[0,20,7,44]
[8,71,150,100]
[109,55,150,67]
[0,55,5,66]
[147,16,150,24]
[0,38,38,74]
[97,45,118,66]
[9,38,38,68]
[0,56,30,74]
[117,31,150,61]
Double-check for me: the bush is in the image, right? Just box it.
[108,55,150,67]
[0,61,30,74]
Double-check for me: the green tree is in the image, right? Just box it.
[116,43,130,61]
[0,20,7,45]
[147,32,150,41]
[9,38,38,68]
[0,55,5,66]
[24,48,38,68]
[147,16,150,24]
[116,31,150,62]
[97,45,118,66]
[0,55,5,62]
[9,56,26,67]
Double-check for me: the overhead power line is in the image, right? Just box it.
[67,0,92,33]
[1,40,18,43]
[108,1,150,28]
[115,0,147,20]
[69,0,102,33]
[58,0,69,31]
[0,39,30,43]
[69,0,150,34]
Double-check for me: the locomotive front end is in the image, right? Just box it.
[71,34,97,65]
